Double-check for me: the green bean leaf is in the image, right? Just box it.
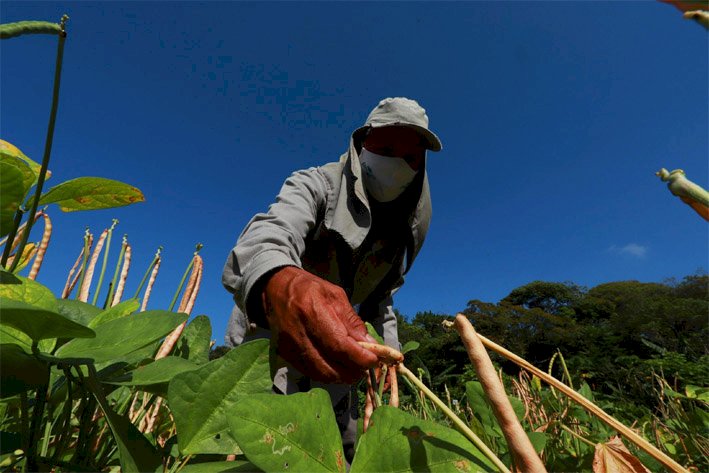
[228,388,346,473]
[39,177,145,212]
[351,406,496,472]
[168,339,271,455]
[55,310,186,362]
[0,162,25,238]
[88,298,140,328]
[173,315,212,364]
[105,356,199,396]
[0,298,94,343]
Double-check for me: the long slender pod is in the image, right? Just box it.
[155,253,203,359]
[75,230,93,300]
[177,257,200,313]
[398,363,511,473]
[1,211,40,255]
[8,15,69,272]
[656,168,709,221]
[168,243,202,311]
[111,242,131,307]
[62,243,85,299]
[182,256,203,315]
[104,235,127,308]
[0,20,63,39]
[92,219,118,305]
[140,248,162,312]
[134,246,162,300]
[389,365,399,407]
[466,316,690,473]
[27,211,52,280]
[78,229,107,303]
[453,315,547,473]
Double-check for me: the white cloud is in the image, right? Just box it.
[608,243,648,258]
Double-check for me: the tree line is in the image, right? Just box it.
[396,272,708,415]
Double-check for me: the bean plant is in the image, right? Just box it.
[1,15,702,473]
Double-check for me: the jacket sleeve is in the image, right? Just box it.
[222,167,328,326]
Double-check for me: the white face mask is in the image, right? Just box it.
[359,147,418,202]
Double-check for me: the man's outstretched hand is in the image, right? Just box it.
[262,266,380,384]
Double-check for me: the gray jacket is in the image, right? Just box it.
[222,135,432,350]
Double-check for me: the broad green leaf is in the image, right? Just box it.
[105,356,198,395]
[0,154,35,199]
[168,339,271,455]
[174,315,212,364]
[402,340,420,354]
[509,395,525,421]
[56,299,101,327]
[88,298,140,328]
[0,343,48,397]
[0,275,58,352]
[527,431,547,453]
[350,406,496,472]
[685,385,709,402]
[84,368,161,473]
[0,140,42,178]
[0,275,58,312]
[55,310,187,363]
[365,322,384,344]
[228,389,345,473]
[39,177,144,212]
[466,381,495,425]
[0,298,95,342]
[0,162,24,237]
[0,326,32,353]
[180,460,261,473]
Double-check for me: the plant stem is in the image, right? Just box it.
[169,258,194,312]
[0,208,24,268]
[92,220,117,306]
[9,17,67,272]
[104,235,127,308]
[52,368,74,464]
[26,376,49,472]
[134,246,161,300]
[560,424,596,448]
[398,364,511,473]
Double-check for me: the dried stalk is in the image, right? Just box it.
[389,364,399,407]
[453,314,547,473]
[140,250,162,312]
[177,255,202,313]
[62,245,85,299]
[363,373,375,432]
[182,256,203,315]
[154,255,204,360]
[111,243,131,307]
[78,229,107,302]
[27,211,52,280]
[467,318,690,473]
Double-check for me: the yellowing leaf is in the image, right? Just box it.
[39,177,145,212]
[0,140,44,178]
[592,436,651,473]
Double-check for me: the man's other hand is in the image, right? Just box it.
[262,266,379,384]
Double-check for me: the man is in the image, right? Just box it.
[222,97,442,460]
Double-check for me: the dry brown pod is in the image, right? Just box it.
[358,341,404,365]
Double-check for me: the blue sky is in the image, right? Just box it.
[2,2,707,345]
